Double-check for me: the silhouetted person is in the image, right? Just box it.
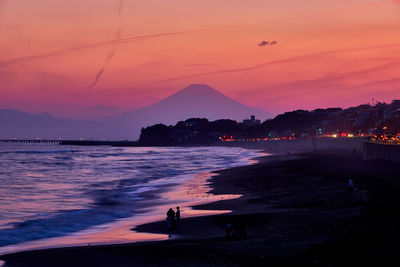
[225,223,233,240]
[312,137,317,152]
[236,218,247,240]
[166,208,176,230]
[232,216,247,240]
[348,179,354,189]
[348,179,359,192]
[175,206,181,226]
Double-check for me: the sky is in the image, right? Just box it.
[1,0,400,118]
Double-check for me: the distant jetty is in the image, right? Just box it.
[60,140,140,147]
[0,139,139,147]
[0,139,60,144]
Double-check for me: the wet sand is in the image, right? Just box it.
[2,148,400,266]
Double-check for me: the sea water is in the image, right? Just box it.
[0,144,261,251]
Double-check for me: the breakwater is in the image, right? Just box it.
[59,140,139,147]
[0,140,139,147]
[363,141,400,163]
[0,139,60,144]
[220,137,366,154]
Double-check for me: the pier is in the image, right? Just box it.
[0,139,61,144]
[59,140,139,147]
[0,139,139,147]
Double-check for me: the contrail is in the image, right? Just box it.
[26,39,48,91]
[263,76,400,103]
[85,46,117,92]
[0,0,393,68]
[258,59,400,100]
[228,58,400,104]
[42,75,47,89]
[1,0,392,67]
[0,24,280,67]
[85,0,124,91]
[0,30,197,67]
[156,42,400,83]
[118,0,124,16]
[26,40,34,54]
[86,66,106,92]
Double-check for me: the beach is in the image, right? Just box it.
[1,145,400,266]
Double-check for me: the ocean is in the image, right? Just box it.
[0,144,261,253]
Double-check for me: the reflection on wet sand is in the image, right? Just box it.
[0,167,248,256]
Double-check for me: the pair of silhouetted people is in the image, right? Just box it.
[166,206,180,230]
[348,178,359,192]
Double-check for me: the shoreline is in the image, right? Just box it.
[0,151,275,267]
[0,147,264,258]
[2,146,400,266]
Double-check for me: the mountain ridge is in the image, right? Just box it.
[114,84,270,123]
[0,84,271,140]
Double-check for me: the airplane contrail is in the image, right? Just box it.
[85,38,118,92]
[262,76,400,103]
[156,42,400,83]
[0,29,203,67]
[85,0,124,92]
[118,0,124,16]
[26,39,48,91]
[1,0,392,67]
[26,40,34,54]
[255,59,400,100]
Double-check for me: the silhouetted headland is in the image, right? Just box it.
[139,100,400,146]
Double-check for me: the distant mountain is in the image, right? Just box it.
[148,84,269,121]
[0,109,118,140]
[110,84,271,138]
[0,84,271,140]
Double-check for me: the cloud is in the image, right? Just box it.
[258,41,277,47]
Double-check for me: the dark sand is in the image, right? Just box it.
[2,149,400,266]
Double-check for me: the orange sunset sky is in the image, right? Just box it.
[1,0,400,118]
